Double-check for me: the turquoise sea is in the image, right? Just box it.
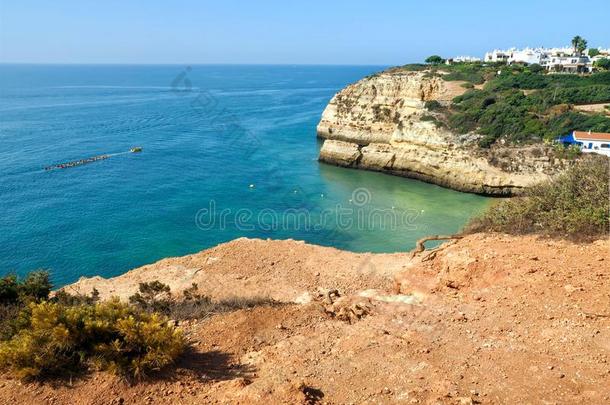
[0,65,489,287]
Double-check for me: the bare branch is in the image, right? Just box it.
[410,234,463,259]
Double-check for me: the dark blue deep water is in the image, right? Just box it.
[0,65,488,286]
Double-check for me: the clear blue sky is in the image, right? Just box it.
[1,0,609,65]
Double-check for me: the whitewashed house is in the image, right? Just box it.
[540,54,591,73]
[486,47,560,65]
[484,49,512,63]
[508,48,543,65]
[483,46,608,73]
[454,56,482,63]
[558,131,610,157]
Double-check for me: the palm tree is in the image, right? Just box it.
[572,36,581,55]
[571,36,588,56]
[578,38,588,55]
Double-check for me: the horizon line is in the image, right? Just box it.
[0,62,393,67]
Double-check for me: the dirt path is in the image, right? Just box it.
[1,233,609,404]
[574,103,610,115]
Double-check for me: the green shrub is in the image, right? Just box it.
[420,114,445,128]
[589,48,600,58]
[425,55,444,65]
[0,271,53,340]
[129,281,172,314]
[169,283,281,320]
[0,299,185,380]
[543,111,610,139]
[0,273,282,381]
[443,70,485,84]
[552,144,582,160]
[467,155,609,239]
[529,64,544,74]
[424,100,443,111]
[0,274,184,381]
[393,64,428,72]
[488,71,610,91]
[531,85,610,106]
[53,288,100,306]
[595,58,610,71]
[0,271,51,304]
[0,276,19,304]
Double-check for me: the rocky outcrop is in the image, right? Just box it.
[317,70,562,195]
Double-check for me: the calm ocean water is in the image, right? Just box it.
[0,65,489,286]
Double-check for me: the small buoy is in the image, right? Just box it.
[249,184,255,189]
[293,190,298,194]
[320,194,324,198]
[421,209,425,213]
[391,206,395,210]
[348,199,353,203]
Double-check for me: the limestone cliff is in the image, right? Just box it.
[317,70,563,195]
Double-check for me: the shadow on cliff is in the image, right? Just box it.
[154,348,256,383]
[26,349,255,388]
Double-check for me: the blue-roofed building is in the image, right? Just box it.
[557,131,610,157]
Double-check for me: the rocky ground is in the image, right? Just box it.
[1,233,609,404]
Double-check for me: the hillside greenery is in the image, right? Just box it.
[467,155,609,239]
[397,62,610,147]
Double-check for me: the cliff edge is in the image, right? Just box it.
[317,70,563,195]
[3,234,608,404]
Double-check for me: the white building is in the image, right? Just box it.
[540,54,591,73]
[452,56,482,63]
[484,49,512,63]
[508,48,543,65]
[558,131,610,157]
[483,45,610,73]
[485,47,550,64]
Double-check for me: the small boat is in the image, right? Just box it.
[130,147,143,153]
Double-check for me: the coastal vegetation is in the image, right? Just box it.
[399,59,610,148]
[0,274,281,381]
[467,155,609,239]
[0,274,185,380]
[129,280,281,321]
[595,58,610,70]
[424,55,445,65]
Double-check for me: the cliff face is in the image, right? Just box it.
[317,71,562,195]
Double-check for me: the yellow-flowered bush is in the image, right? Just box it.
[0,298,185,380]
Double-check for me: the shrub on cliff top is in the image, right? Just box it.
[425,55,445,65]
[0,298,185,380]
[0,271,51,305]
[0,273,185,380]
[0,271,53,340]
[466,155,609,239]
[424,100,443,111]
[129,280,172,314]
